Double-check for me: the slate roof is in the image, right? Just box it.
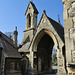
[0,31,22,58]
[47,16,64,42]
[25,1,39,15]
[18,42,30,53]
[38,12,64,43]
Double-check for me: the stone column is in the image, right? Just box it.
[28,50,34,75]
[38,58,41,72]
[62,0,75,74]
[57,47,66,75]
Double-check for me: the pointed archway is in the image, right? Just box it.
[29,12,66,75]
[32,30,59,74]
[36,33,55,74]
[30,29,66,75]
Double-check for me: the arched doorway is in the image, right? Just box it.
[37,33,57,74]
[33,30,58,74]
[30,26,66,74]
[27,10,67,74]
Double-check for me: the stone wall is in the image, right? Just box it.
[29,12,66,75]
[1,51,5,75]
[62,0,75,74]
[5,59,21,75]
[6,72,21,75]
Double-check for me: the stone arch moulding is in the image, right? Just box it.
[32,29,59,52]
[29,14,66,74]
[30,28,66,74]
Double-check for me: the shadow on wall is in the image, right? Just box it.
[20,53,33,75]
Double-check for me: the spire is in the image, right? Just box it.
[15,27,17,31]
[58,15,60,24]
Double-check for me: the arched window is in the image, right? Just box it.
[27,14,31,28]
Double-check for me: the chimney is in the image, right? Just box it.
[13,27,18,46]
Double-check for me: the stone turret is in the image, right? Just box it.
[22,1,39,43]
[25,1,39,30]
[13,27,18,46]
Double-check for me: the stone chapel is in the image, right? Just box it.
[0,0,75,75]
[18,0,75,75]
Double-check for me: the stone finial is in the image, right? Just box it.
[15,27,17,31]
[43,10,46,14]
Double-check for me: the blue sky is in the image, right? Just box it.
[0,0,64,44]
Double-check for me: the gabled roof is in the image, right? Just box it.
[47,16,64,42]
[28,11,64,50]
[25,1,39,15]
[38,11,64,43]
[18,42,30,53]
[0,31,22,58]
